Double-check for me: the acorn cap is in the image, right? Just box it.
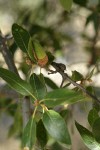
[38,55,48,67]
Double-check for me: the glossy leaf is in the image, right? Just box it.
[42,110,71,148]
[75,121,100,150]
[0,68,34,97]
[36,120,47,148]
[30,73,47,100]
[88,108,99,127]
[22,117,36,150]
[44,77,59,89]
[59,0,73,12]
[44,88,87,107]
[93,118,100,143]
[12,23,30,53]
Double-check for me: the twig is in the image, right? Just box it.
[48,62,100,104]
[0,33,18,75]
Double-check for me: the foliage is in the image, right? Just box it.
[0,0,100,150]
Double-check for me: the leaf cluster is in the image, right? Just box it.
[0,23,89,150]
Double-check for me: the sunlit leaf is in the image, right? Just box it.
[75,121,100,150]
[22,117,36,150]
[0,68,34,97]
[42,110,71,148]
[12,23,30,53]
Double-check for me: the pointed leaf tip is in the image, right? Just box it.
[0,68,33,96]
[12,23,30,53]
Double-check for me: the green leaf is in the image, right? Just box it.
[71,70,83,81]
[59,0,73,12]
[93,118,100,143]
[38,73,46,87]
[22,117,36,150]
[12,23,30,53]
[44,88,87,108]
[42,110,71,148]
[30,73,47,100]
[28,38,37,63]
[88,108,99,127]
[0,68,34,97]
[44,77,59,89]
[75,121,100,150]
[86,86,94,94]
[36,119,48,148]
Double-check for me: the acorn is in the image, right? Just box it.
[33,40,48,67]
[38,55,48,67]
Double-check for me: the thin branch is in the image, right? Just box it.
[48,62,100,104]
[0,33,18,75]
